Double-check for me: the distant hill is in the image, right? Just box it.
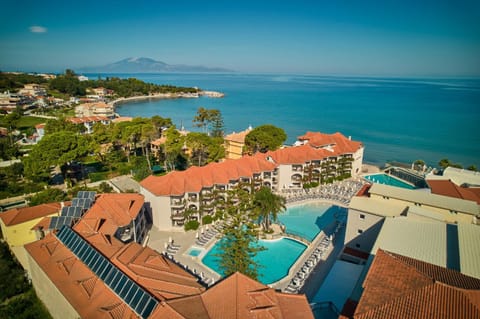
[76,57,233,73]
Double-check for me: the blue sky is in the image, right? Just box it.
[1,0,479,76]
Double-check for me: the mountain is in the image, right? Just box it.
[77,57,233,73]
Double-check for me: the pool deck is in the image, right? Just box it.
[146,206,347,297]
[147,226,223,284]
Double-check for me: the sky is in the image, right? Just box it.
[1,0,479,76]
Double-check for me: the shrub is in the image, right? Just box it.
[202,215,213,225]
[88,172,109,182]
[184,220,200,231]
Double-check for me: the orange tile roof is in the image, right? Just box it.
[31,216,52,230]
[353,249,480,319]
[24,234,138,319]
[150,137,166,146]
[165,272,314,319]
[111,244,205,301]
[68,116,109,124]
[78,193,145,230]
[0,203,61,226]
[427,179,480,204]
[297,131,362,153]
[141,156,277,196]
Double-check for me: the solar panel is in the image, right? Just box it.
[60,206,83,218]
[76,191,96,201]
[56,226,158,318]
[71,198,93,209]
[49,216,74,230]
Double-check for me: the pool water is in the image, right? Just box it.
[187,248,203,257]
[202,238,306,284]
[278,204,344,241]
[364,173,416,189]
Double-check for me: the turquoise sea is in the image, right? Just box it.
[86,73,480,168]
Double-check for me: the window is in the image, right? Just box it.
[355,244,361,248]
[359,214,365,220]
[357,229,363,234]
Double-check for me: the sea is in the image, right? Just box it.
[86,73,480,168]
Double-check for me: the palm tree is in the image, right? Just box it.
[253,186,286,232]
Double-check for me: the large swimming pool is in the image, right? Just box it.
[202,237,306,284]
[201,203,343,284]
[278,203,345,242]
[364,173,416,189]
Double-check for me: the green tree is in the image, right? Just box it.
[244,125,286,154]
[163,126,187,171]
[467,165,478,172]
[186,133,225,166]
[438,158,463,170]
[0,137,19,160]
[253,186,286,232]
[216,187,264,280]
[193,107,224,137]
[44,118,83,135]
[28,188,67,206]
[23,131,89,184]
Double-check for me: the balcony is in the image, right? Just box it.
[171,213,185,221]
[170,199,185,207]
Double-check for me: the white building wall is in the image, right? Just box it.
[351,147,364,176]
[140,187,172,230]
[27,253,80,319]
[345,208,385,254]
[277,164,296,189]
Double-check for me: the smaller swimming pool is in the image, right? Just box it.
[364,173,415,189]
[186,247,203,257]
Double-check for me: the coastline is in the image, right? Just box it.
[109,90,224,108]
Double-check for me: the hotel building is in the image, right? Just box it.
[140,131,364,230]
[24,192,313,319]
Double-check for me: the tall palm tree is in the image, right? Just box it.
[253,186,286,232]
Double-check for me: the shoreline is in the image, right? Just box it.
[109,90,225,108]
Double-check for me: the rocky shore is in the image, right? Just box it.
[109,90,224,107]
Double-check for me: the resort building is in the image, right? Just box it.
[74,102,116,118]
[426,167,480,204]
[68,116,111,134]
[24,191,314,319]
[344,183,480,256]
[140,131,363,230]
[18,83,47,97]
[223,126,252,159]
[0,202,63,270]
[347,249,480,319]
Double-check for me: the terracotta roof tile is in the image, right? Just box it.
[140,156,277,196]
[354,249,480,319]
[427,179,480,204]
[24,234,138,319]
[111,244,205,301]
[0,203,61,226]
[166,272,313,319]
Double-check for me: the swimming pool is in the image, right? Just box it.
[202,237,306,284]
[278,203,344,242]
[186,247,203,257]
[364,173,415,189]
